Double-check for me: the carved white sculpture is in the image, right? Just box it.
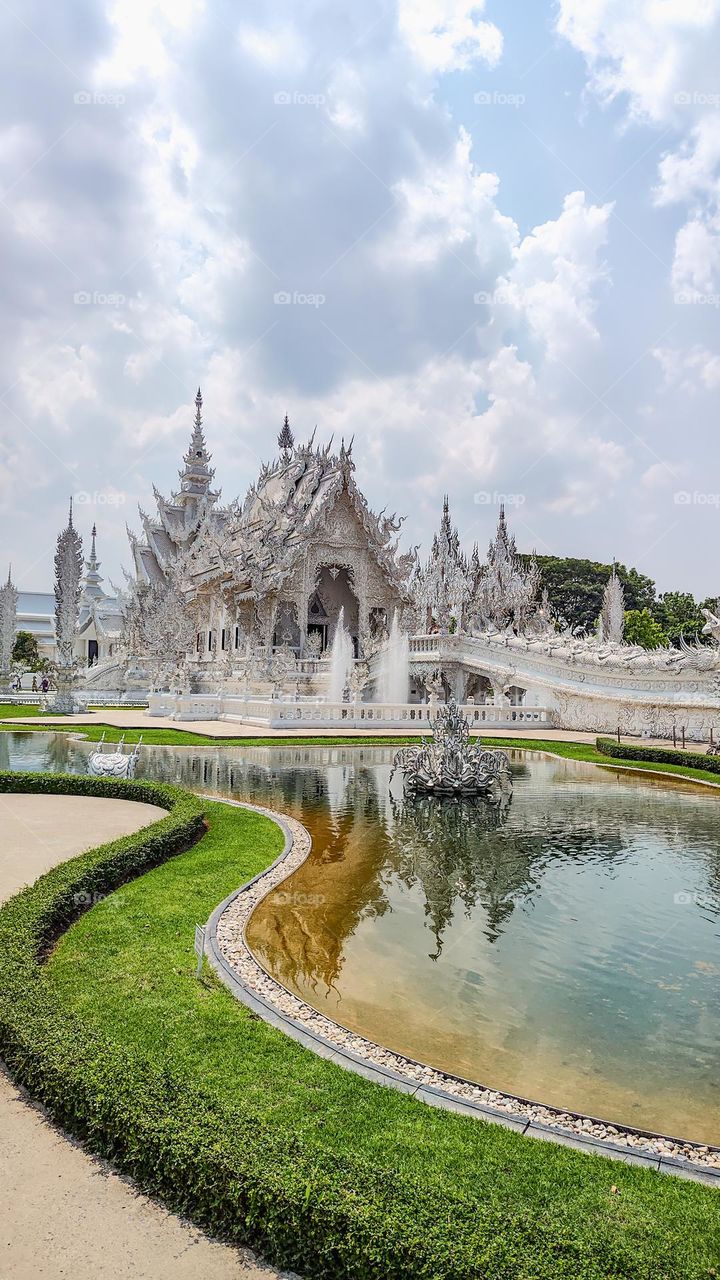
[392,697,512,795]
[599,565,625,643]
[0,567,18,691]
[51,501,83,713]
[88,733,142,778]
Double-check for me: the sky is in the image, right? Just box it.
[1,0,719,597]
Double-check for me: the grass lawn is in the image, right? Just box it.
[43,793,720,1278]
[0,701,52,717]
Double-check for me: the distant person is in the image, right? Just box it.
[31,676,37,693]
[41,677,49,695]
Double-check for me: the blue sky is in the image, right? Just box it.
[1,0,719,596]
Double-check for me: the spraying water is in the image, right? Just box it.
[327,607,353,702]
[377,610,409,704]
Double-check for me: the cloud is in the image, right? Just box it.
[0,0,714,601]
[493,190,613,360]
[556,0,720,292]
[397,0,502,73]
[653,343,720,391]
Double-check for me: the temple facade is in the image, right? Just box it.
[76,388,720,739]
[125,392,416,671]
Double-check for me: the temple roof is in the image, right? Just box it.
[126,400,415,604]
[195,431,414,598]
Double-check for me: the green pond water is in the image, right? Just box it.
[4,731,719,1141]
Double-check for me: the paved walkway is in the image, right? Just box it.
[0,792,291,1279]
[0,707,715,755]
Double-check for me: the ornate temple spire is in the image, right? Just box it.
[53,503,83,671]
[440,494,452,542]
[0,563,18,689]
[278,414,294,460]
[413,495,471,633]
[179,387,216,501]
[599,562,625,644]
[81,522,105,601]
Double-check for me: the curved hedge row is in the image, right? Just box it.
[1,771,719,1279]
[596,736,720,774]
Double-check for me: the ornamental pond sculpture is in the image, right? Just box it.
[88,733,142,779]
[391,697,512,797]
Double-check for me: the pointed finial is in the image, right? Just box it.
[68,496,74,527]
[278,414,294,457]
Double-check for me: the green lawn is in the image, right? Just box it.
[42,793,720,1278]
[0,701,51,717]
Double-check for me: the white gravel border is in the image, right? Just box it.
[204,796,720,1185]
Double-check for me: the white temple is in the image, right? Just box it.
[69,389,720,739]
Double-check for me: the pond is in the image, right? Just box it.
[3,730,719,1142]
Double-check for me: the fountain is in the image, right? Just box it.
[327,607,353,702]
[391,697,512,796]
[376,610,410,705]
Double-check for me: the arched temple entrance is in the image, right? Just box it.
[307,566,360,656]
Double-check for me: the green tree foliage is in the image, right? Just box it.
[519,555,715,647]
[623,608,668,649]
[520,556,657,634]
[11,630,42,670]
[653,591,715,645]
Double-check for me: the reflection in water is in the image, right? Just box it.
[3,731,720,1141]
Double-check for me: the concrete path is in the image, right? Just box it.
[0,793,291,1279]
[1,707,715,755]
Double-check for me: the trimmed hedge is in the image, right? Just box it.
[596,736,720,774]
[1,771,719,1278]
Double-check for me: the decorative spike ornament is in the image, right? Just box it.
[599,563,625,644]
[278,414,294,459]
[51,501,83,712]
[0,564,18,691]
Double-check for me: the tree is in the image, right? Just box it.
[623,608,667,649]
[652,591,709,646]
[12,630,41,670]
[520,556,657,634]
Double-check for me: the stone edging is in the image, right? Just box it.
[203,795,719,1185]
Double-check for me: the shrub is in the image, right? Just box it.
[596,737,720,775]
[1,770,718,1278]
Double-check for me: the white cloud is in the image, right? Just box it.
[380,126,517,267]
[493,191,612,360]
[653,343,720,390]
[398,0,502,73]
[557,0,720,292]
